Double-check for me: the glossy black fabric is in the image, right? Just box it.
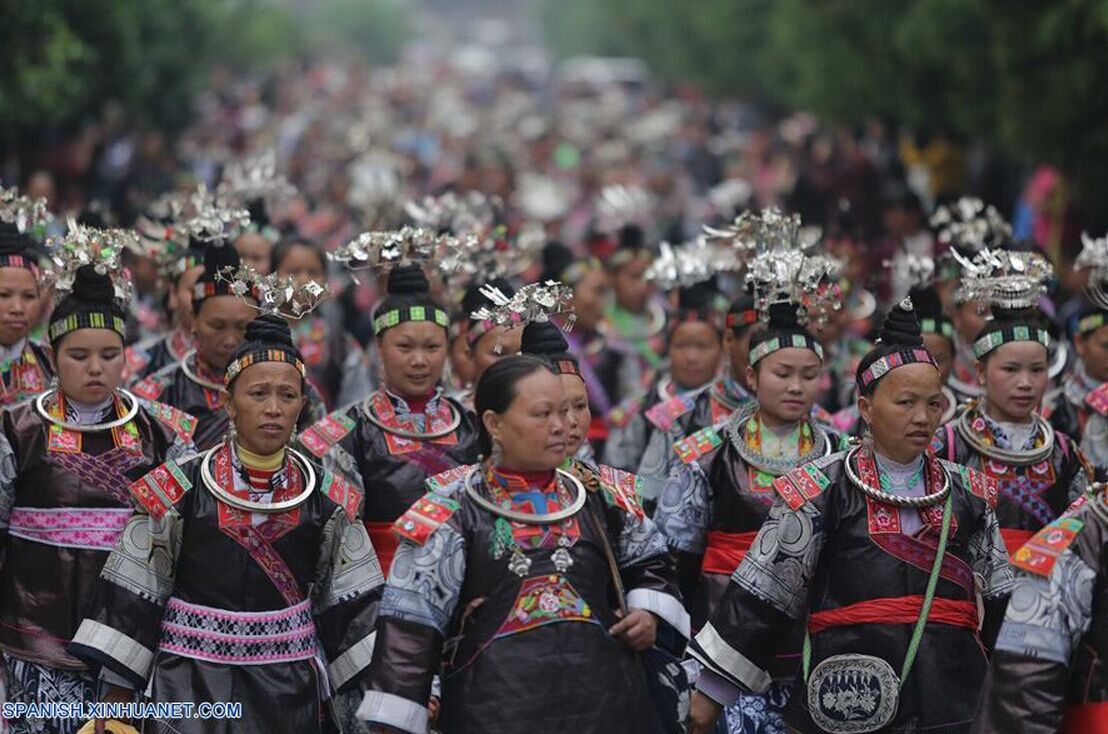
[0,399,177,669]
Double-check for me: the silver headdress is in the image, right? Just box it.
[0,185,52,235]
[595,185,654,234]
[347,150,405,229]
[436,221,543,288]
[469,280,575,353]
[886,253,937,290]
[703,207,821,263]
[1077,231,1108,309]
[330,226,471,278]
[217,150,297,210]
[215,265,330,319]
[952,248,1052,311]
[931,197,1012,253]
[46,217,136,301]
[405,191,501,235]
[645,239,719,290]
[175,184,251,243]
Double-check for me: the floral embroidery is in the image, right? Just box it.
[494,574,594,638]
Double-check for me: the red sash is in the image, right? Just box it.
[1064,703,1108,733]
[366,521,399,577]
[807,595,978,634]
[701,530,757,575]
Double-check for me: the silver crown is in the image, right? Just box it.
[329,226,474,279]
[215,265,330,319]
[0,185,52,235]
[931,197,1011,253]
[469,280,575,353]
[46,217,136,302]
[404,191,501,235]
[952,247,1052,310]
[595,185,654,234]
[884,253,936,290]
[1077,231,1108,309]
[175,184,251,243]
[645,239,720,290]
[216,150,297,210]
[436,221,544,295]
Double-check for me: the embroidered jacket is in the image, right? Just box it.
[689,449,1014,733]
[974,492,1108,734]
[292,313,374,411]
[0,393,195,670]
[70,444,382,734]
[123,328,193,384]
[0,339,53,408]
[359,460,686,734]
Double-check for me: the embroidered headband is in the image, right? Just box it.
[1078,312,1107,336]
[48,312,127,343]
[919,317,954,338]
[225,348,306,386]
[373,304,450,336]
[0,254,38,275]
[972,324,1051,359]
[726,308,758,330]
[749,333,824,366]
[857,347,938,390]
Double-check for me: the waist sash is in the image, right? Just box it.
[157,597,317,666]
[7,506,131,550]
[807,595,978,635]
[366,521,399,577]
[701,530,757,575]
[1064,702,1108,733]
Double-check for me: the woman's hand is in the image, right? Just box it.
[686,691,723,734]
[93,684,134,733]
[609,608,658,651]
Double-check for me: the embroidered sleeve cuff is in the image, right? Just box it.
[329,631,376,691]
[70,619,155,686]
[689,622,771,693]
[627,587,691,639]
[356,690,429,734]
[696,668,741,707]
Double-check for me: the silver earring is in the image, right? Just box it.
[490,439,503,467]
[228,422,238,443]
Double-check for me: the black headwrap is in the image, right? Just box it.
[48,265,127,345]
[726,290,758,334]
[668,278,722,338]
[225,313,306,386]
[192,242,242,311]
[372,264,449,336]
[748,302,822,365]
[520,320,581,379]
[971,304,1051,360]
[909,284,954,340]
[855,298,938,394]
[0,224,40,275]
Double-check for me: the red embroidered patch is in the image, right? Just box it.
[1085,383,1108,417]
[129,461,191,520]
[321,471,363,521]
[598,465,645,521]
[1012,516,1084,576]
[299,412,356,458]
[131,376,166,401]
[393,493,460,545]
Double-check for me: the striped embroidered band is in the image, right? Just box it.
[48,312,127,342]
[225,348,307,385]
[857,347,937,390]
[1078,312,1106,336]
[726,309,758,329]
[919,318,954,338]
[373,305,450,336]
[749,333,824,365]
[0,254,38,274]
[553,358,582,379]
[972,325,1051,359]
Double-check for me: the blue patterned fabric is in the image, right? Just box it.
[723,682,792,734]
[3,653,95,734]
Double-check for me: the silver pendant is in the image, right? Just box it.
[508,550,532,578]
[551,546,573,573]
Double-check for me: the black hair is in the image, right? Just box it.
[473,354,555,457]
[856,299,928,396]
[973,304,1050,363]
[374,263,447,337]
[520,320,581,375]
[192,243,243,315]
[49,265,127,347]
[226,313,305,391]
[271,237,327,277]
[727,290,758,337]
[540,241,574,283]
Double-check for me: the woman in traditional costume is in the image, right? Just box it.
[932,249,1089,559]
[298,263,478,577]
[686,298,1014,734]
[72,306,383,734]
[359,354,684,733]
[0,225,195,734]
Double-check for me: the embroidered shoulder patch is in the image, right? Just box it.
[425,464,473,495]
[1086,383,1108,417]
[131,374,168,401]
[129,460,192,520]
[124,346,150,374]
[320,470,363,521]
[674,426,722,464]
[944,460,998,508]
[607,397,643,428]
[143,399,198,443]
[1011,516,1085,577]
[393,492,460,545]
[598,464,646,521]
[772,463,831,510]
[299,412,357,458]
[644,394,696,431]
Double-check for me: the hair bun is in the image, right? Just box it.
[541,241,574,282]
[0,223,31,254]
[878,298,924,347]
[243,313,294,348]
[618,224,645,250]
[71,265,116,304]
[677,278,718,310]
[520,320,569,356]
[202,242,241,276]
[765,301,801,330]
[907,285,943,320]
[387,264,430,296]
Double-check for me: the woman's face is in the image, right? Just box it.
[276,244,326,288]
[858,362,944,464]
[0,267,40,347]
[379,321,448,397]
[170,264,205,330]
[669,322,722,389]
[922,332,954,384]
[562,374,591,457]
[573,268,612,332]
[952,300,989,343]
[225,361,306,456]
[612,258,653,314]
[1076,325,1108,383]
[981,341,1050,423]
[235,232,274,275]
[192,296,257,371]
[471,327,522,383]
[55,328,125,405]
[448,330,474,388]
[484,369,568,471]
[724,327,757,386]
[747,347,822,425]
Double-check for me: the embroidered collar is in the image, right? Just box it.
[728,402,829,477]
[0,338,28,367]
[385,387,444,417]
[181,351,226,392]
[975,405,1043,452]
